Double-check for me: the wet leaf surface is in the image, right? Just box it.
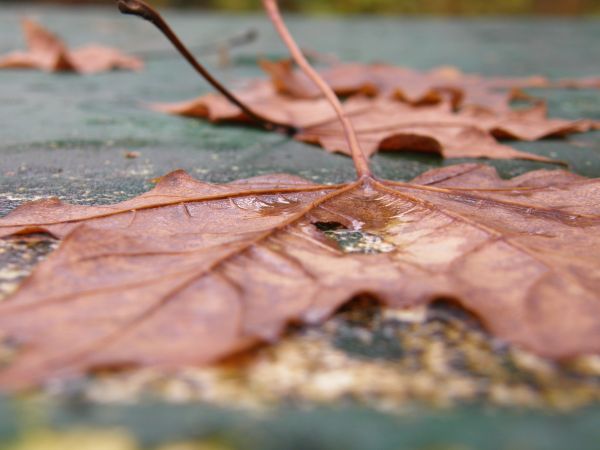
[1,162,600,388]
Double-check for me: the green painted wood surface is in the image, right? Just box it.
[1,6,600,215]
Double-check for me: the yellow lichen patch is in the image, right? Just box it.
[566,355,600,377]
[2,429,137,450]
[0,431,233,450]
[157,442,232,450]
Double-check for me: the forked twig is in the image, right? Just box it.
[261,0,372,178]
[134,28,258,60]
[117,0,296,135]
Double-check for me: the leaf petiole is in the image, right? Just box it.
[261,0,372,179]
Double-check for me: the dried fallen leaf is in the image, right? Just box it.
[296,99,598,160]
[1,163,600,388]
[124,151,141,159]
[0,18,143,74]
[1,0,599,390]
[262,59,600,113]
[119,0,597,163]
[154,85,598,162]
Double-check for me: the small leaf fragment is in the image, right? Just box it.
[0,19,143,74]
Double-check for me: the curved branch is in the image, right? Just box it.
[117,0,296,135]
[135,28,258,60]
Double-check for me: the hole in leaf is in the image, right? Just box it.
[313,222,395,254]
[314,221,344,232]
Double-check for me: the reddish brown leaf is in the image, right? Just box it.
[1,0,599,391]
[262,59,598,112]
[1,163,600,388]
[0,19,143,74]
[556,77,600,89]
[296,99,598,160]
[118,0,597,163]
[154,86,598,162]
[152,81,346,129]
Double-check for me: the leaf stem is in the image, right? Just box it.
[261,0,372,179]
[134,28,258,60]
[117,0,296,135]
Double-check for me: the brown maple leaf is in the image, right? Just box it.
[154,85,599,162]
[262,59,600,113]
[0,18,143,74]
[1,0,600,389]
[2,160,600,388]
[137,10,596,163]
[296,99,598,160]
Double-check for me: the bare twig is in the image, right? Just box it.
[134,28,258,60]
[117,0,296,135]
